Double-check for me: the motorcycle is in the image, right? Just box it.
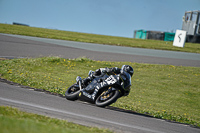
[65,70,132,107]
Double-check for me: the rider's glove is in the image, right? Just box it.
[94,69,101,76]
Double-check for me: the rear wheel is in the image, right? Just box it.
[65,84,80,100]
[95,87,120,107]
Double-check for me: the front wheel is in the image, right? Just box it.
[95,87,120,107]
[65,84,80,100]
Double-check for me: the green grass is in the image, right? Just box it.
[0,23,200,53]
[0,106,112,133]
[0,57,199,127]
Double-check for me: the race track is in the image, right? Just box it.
[1,33,200,67]
[0,34,200,133]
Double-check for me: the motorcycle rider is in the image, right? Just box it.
[94,65,133,77]
[82,65,134,89]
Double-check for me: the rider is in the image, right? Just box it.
[82,65,134,87]
[94,65,133,77]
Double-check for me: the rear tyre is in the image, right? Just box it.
[95,88,120,107]
[65,84,80,100]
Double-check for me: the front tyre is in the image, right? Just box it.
[65,84,80,100]
[95,88,120,107]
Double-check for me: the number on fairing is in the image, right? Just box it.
[105,76,117,85]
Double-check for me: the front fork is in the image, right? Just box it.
[76,76,82,90]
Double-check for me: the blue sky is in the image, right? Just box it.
[0,0,199,38]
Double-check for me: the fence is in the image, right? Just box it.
[134,30,175,41]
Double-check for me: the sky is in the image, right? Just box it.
[0,0,199,38]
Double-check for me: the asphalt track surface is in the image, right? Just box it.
[0,34,200,133]
[0,33,200,67]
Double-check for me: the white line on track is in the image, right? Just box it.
[0,97,165,133]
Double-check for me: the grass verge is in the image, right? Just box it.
[0,57,199,127]
[0,106,112,133]
[0,23,200,53]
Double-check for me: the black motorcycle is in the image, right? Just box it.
[65,70,132,107]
